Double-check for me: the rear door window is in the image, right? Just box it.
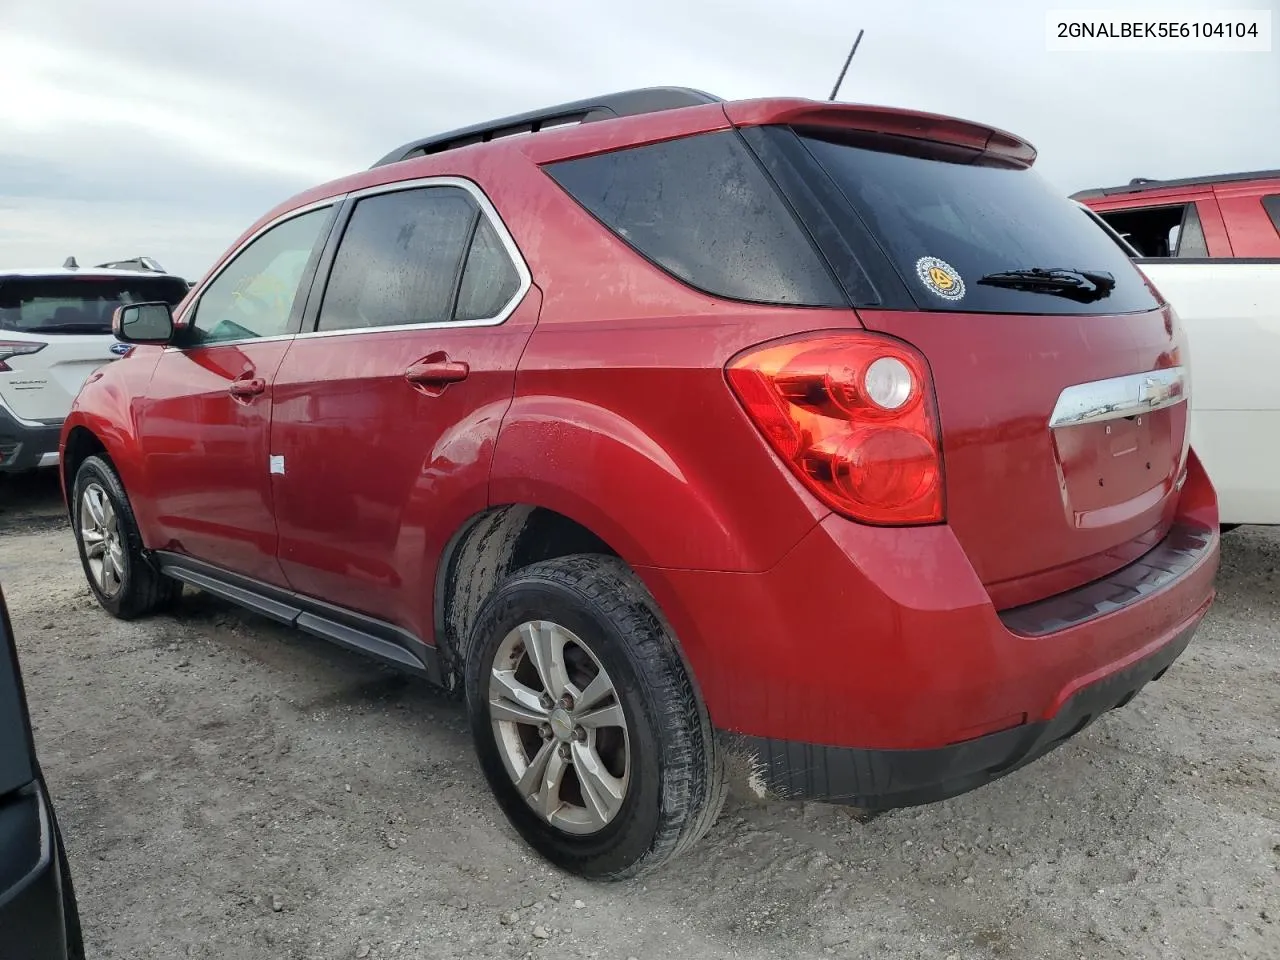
[545,131,845,307]
[0,276,189,334]
[1093,203,1208,258]
[796,130,1161,315]
[1263,195,1280,237]
[317,186,485,332]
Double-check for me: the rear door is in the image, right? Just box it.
[138,206,336,585]
[0,273,188,422]
[268,180,536,640]
[747,126,1190,608]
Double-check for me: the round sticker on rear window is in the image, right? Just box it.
[915,257,966,301]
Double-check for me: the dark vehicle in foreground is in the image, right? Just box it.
[62,88,1219,878]
[0,585,83,958]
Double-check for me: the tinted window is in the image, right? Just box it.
[0,276,188,334]
[1263,194,1280,236]
[318,187,476,332]
[456,217,522,321]
[546,131,844,306]
[799,131,1161,315]
[191,208,330,345]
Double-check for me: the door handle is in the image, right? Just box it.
[229,377,266,398]
[405,355,469,390]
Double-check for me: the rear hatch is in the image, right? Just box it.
[738,120,1189,608]
[0,273,188,422]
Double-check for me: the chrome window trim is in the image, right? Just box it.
[168,177,531,351]
[302,176,531,340]
[1048,366,1188,428]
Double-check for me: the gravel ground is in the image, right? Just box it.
[1,471,1277,960]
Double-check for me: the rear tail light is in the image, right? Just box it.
[0,340,47,373]
[727,333,944,525]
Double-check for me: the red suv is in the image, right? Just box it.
[60,88,1219,879]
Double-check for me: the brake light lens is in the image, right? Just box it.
[727,334,944,525]
[0,340,47,373]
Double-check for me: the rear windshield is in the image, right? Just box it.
[0,276,189,334]
[798,130,1161,315]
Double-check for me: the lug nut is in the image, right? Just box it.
[540,694,555,711]
[539,724,552,739]
[558,744,571,760]
[573,726,586,742]
[557,696,573,711]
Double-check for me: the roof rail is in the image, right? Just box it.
[1071,168,1280,201]
[372,86,723,168]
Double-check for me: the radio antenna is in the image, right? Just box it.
[828,29,865,101]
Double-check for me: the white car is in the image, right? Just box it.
[1075,177,1280,528]
[0,262,189,473]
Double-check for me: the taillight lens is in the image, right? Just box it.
[0,340,47,373]
[727,333,944,525]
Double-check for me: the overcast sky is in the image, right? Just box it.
[1,0,1276,280]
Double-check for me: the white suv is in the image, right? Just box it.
[0,262,189,473]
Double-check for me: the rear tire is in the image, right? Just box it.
[464,555,725,880]
[71,455,181,619]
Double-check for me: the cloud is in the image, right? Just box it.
[1,0,1276,277]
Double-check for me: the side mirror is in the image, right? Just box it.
[112,302,174,345]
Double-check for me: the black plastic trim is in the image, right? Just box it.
[726,618,1199,809]
[0,406,60,474]
[1071,168,1280,200]
[999,523,1215,637]
[373,87,723,168]
[154,552,442,684]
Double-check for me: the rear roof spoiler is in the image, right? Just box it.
[723,99,1037,167]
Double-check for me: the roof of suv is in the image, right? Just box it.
[371,86,1037,171]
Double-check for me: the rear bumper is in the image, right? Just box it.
[723,613,1200,808]
[637,452,1220,805]
[0,402,61,473]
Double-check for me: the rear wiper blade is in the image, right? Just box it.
[977,267,1116,303]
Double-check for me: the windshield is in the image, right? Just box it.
[797,130,1161,315]
[0,276,189,334]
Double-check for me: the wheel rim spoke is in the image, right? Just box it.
[575,702,624,730]
[521,621,571,700]
[84,537,106,560]
[489,670,550,724]
[84,488,105,527]
[574,669,614,713]
[571,741,625,827]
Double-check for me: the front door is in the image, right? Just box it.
[269,182,536,639]
[138,206,336,584]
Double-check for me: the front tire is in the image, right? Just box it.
[72,455,181,619]
[464,555,725,880]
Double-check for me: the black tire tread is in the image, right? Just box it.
[73,455,181,619]
[470,554,725,879]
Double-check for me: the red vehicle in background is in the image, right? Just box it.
[60,88,1218,879]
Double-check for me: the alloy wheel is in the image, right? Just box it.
[488,620,630,835]
[79,483,125,597]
